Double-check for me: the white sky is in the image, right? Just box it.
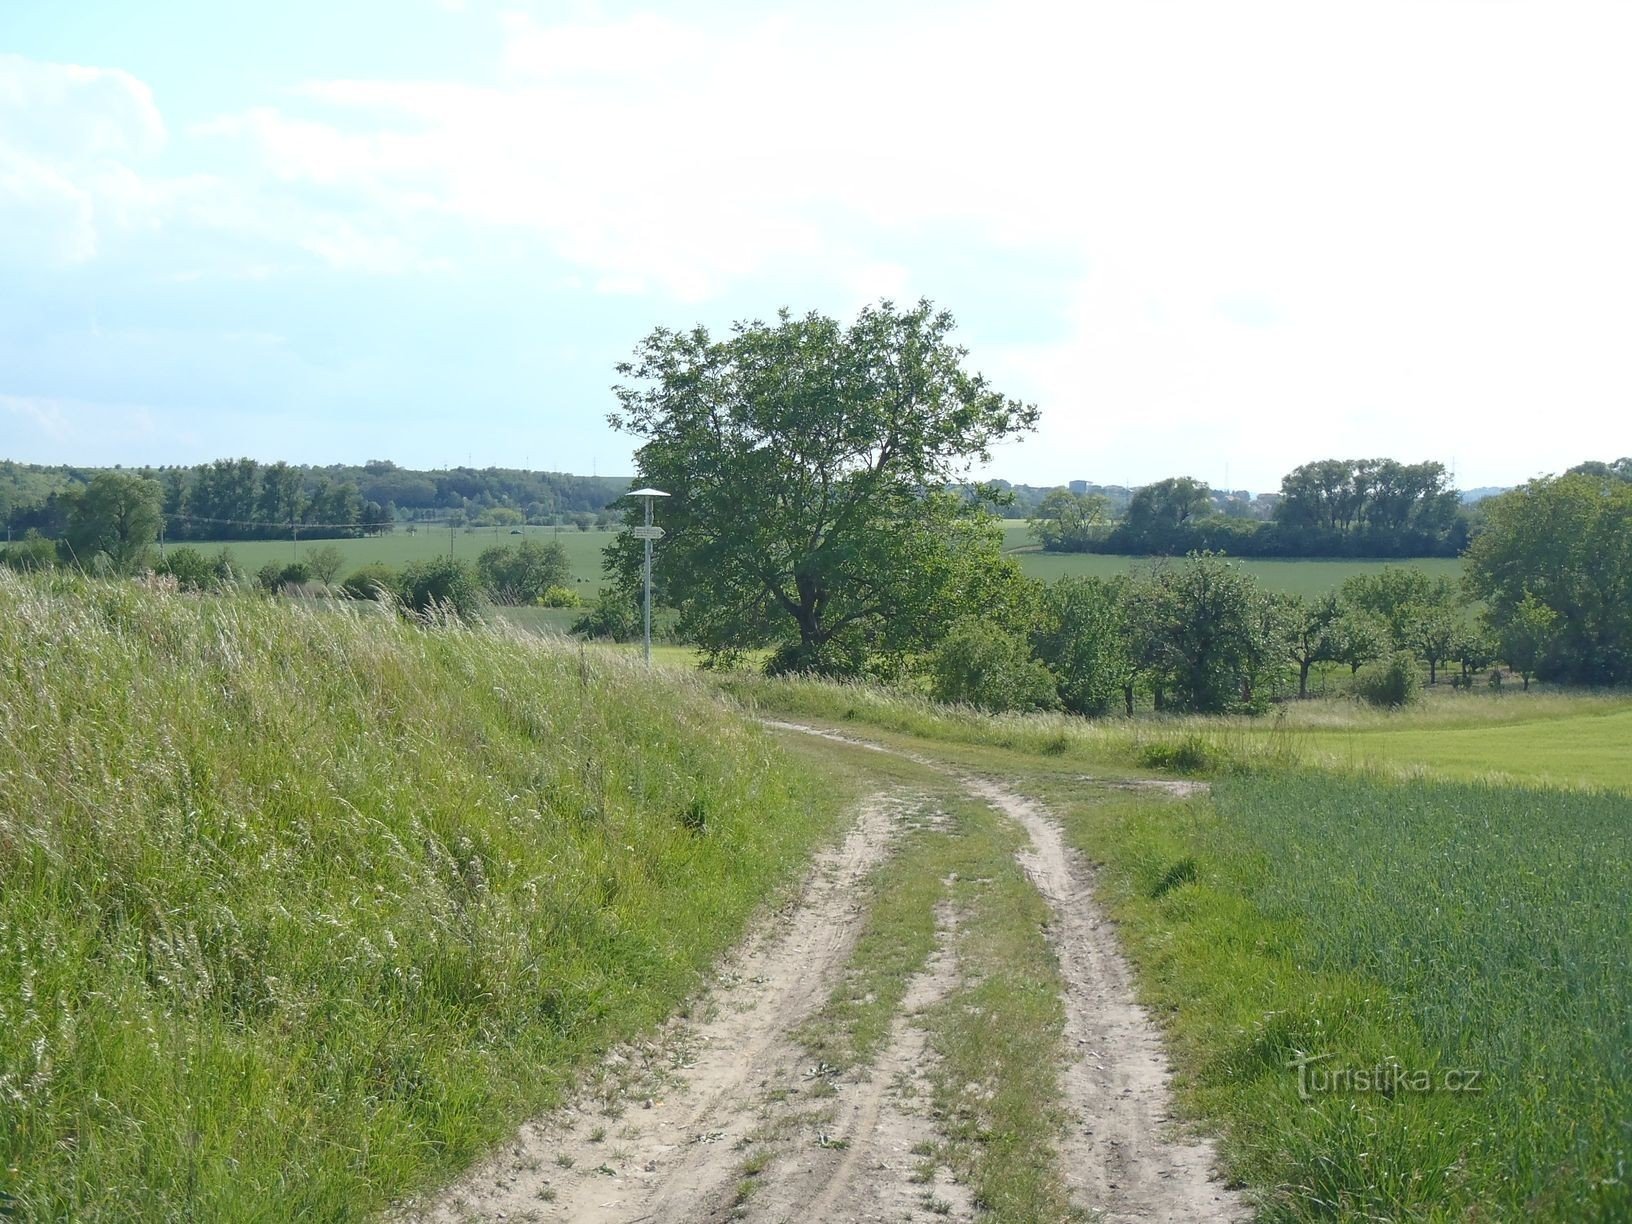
[2,1,1629,490]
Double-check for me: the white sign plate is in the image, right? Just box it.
[631,525,665,540]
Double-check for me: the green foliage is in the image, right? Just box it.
[1338,566,1457,651]
[0,529,58,572]
[1135,554,1289,713]
[1466,474,1632,685]
[1494,591,1557,690]
[254,560,314,591]
[1027,488,1110,552]
[570,591,643,642]
[1031,576,1128,714]
[537,584,581,608]
[0,572,836,1219]
[926,617,1059,713]
[154,546,221,591]
[1111,476,1214,553]
[1136,734,1222,774]
[1351,650,1422,708]
[65,472,164,573]
[304,543,345,584]
[397,556,484,622]
[605,299,1037,674]
[476,539,570,605]
[340,561,400,601]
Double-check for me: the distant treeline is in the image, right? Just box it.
[1,458,633,542]
[1030,459,1481,558]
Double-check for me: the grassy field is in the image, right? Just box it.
[997,527,1467,599]
[724,674,1632,794]
[1037,766,1631,1221]
[190,523,1463,604]
[179,526,622,594]
[741,686,1632,1220]
[0,573,843,1220]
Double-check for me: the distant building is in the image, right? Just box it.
[1068,480,1089,494]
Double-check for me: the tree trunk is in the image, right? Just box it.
[1123,684,1135,716]
[1299,661,1311,698]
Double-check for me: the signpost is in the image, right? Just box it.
[627,488,669,665]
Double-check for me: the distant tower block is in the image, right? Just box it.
[1068,479,1089,494]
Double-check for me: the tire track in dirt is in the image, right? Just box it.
[744,901,974,1224]
[409,793,904,1223]
[962,776,1246,1223]
[765,721,1247,1223]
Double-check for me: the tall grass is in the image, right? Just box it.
[0,572,838,1220]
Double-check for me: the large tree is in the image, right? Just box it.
[65,473,163,573]
[606,300,1038,674]
[1466,474,1632,684]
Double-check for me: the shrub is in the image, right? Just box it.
[397,557,483,622]
[255,561,315,592]
[571,593,642,642]
[340,562,400,601]
[476,539,570,605]
[1137,734,1221,774]
[1,531,58,572]
[1351,650,1422,708]
[538,584,581,608]
[154,546,218,591]
[926,617,1059,713]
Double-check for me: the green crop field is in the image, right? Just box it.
[1041,768,1632,1220]
[179,526,621,593]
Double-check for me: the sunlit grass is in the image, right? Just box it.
[0,571,839,1220]
[726,672,1632,793]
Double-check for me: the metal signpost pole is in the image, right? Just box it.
[643,497,653,666]
[628,489,669,667]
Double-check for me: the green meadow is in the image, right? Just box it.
[188,522,1463,605]
[997,523,1466,598]
[181,526,621,594]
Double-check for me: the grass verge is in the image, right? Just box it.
[0,572,843,1221]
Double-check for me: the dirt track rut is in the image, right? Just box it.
[413,724,1244,1223]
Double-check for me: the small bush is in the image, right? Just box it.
[0,531,58,572]
[1351,650,1422,708]
[340,562,400,602]
[538,584,582,608]
[1137,734,1219,774]
[154,546,218,591]
[571,594,642,642]
[255,560,313,592]
[397,557,483,622]
[926,617,1059,714]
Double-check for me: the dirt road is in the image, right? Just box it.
[413,726,1244,1222]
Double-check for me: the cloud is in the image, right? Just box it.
[0,54,170,262]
